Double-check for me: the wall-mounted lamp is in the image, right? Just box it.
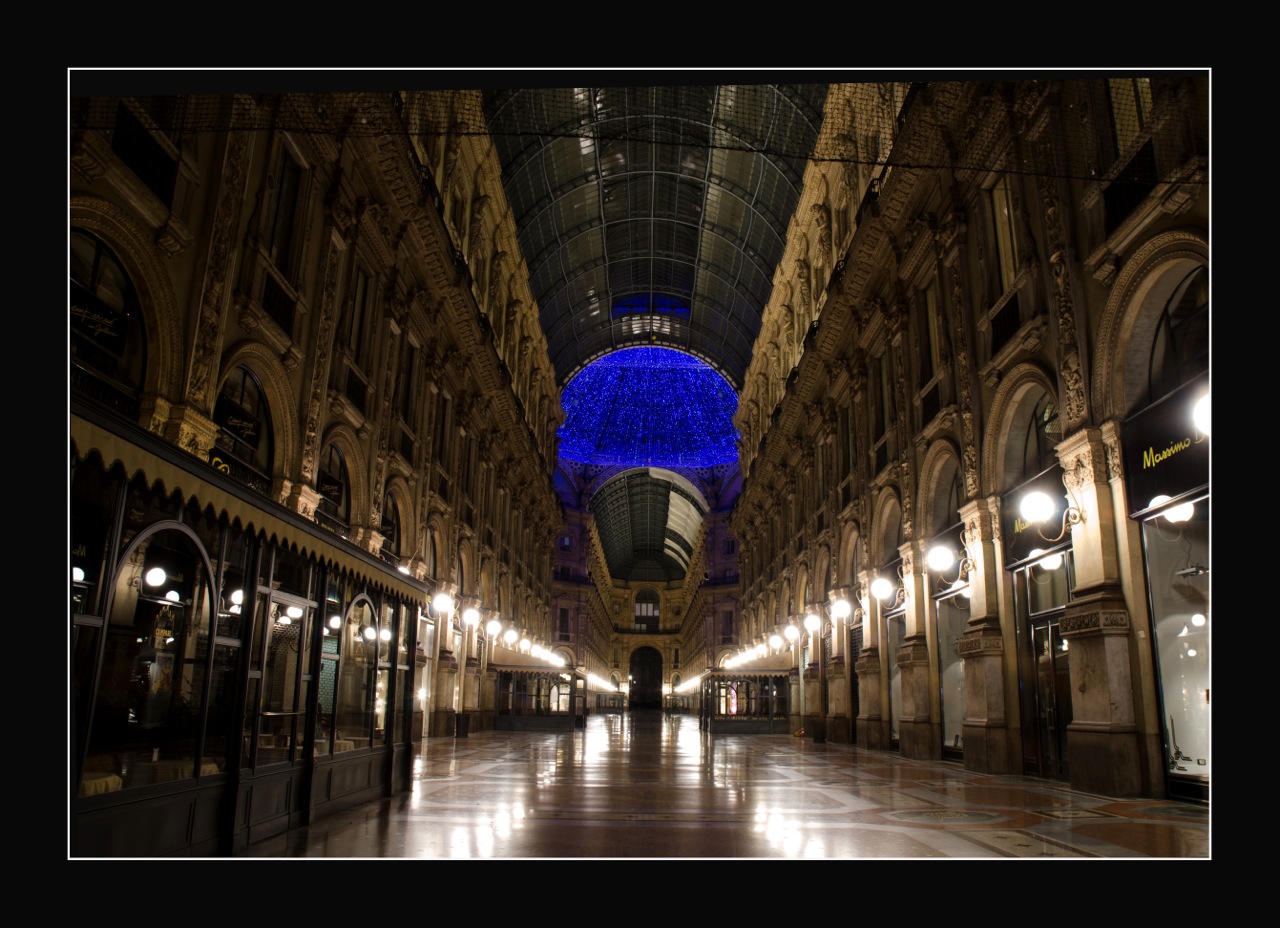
[461,602,481,627]
[1019,471,1087,544]
[829,588,853,623]
[784,623,801,645]
[927,529,975,598]
[803,609,821,635]
[768,632,784,652]
[1193,392,1210,436]
[431,582,456,618]
[870,565,906,609]
[1149,494,1195,524]
[1028,547,1064,572]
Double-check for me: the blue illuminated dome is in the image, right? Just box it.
[557,347,740,468]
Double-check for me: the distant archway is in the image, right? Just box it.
[628,647,663,709]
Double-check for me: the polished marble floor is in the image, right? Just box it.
[237,710,1209,860]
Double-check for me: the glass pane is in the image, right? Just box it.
[82,529,220,794]
[1145,499,1210,780]
[886,614,905,744]
[336,600,375,750]
[316,657,338,754]
[937,595,968,751]
[1027,551,1072,613]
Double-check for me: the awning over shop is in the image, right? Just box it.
[72,412,431,604]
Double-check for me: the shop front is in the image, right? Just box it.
[71,412,429,856]
[1003,464,1080,782]
[1122,373,1210,803]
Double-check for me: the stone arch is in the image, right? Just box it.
[870,487,905,569]
[793,562,811,616]
[836,519,864,588]
[1092,228,1209,421]
[813,544,832,606]
[918,438,965,538]
[981,361,1059,497]
[218,339,301,494]
[456,536,476,602]
[318,422,369,535]
[70,194,184,404]
[479,554,496,610]
[382,473,415,561]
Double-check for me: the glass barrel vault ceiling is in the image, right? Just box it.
[482,84,830,392]
[482,83,830,583]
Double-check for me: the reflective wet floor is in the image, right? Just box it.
[236,711,1210,859]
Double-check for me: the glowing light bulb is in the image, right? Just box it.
[1193,393,1210,436]
[1020,491,1055,524]
[927,546,955,572]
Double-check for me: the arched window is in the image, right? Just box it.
[70,229,146,417]
[1149,265,1208,403]
[380,490,401,564]
[316,444,350,538]
[1019,392,1061,479]
[211,366,273,495]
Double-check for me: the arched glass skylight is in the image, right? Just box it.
[557,346,740,467]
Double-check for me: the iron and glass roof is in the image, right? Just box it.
[482,84,829,392]
[484,83,829,582]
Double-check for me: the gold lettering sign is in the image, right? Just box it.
[71,303,121,338]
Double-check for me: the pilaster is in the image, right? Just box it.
[896,635,938,759]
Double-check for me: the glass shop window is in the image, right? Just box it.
[335,598,377,751]
[79,526,222,796]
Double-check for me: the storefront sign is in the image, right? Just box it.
[1123,375,1209,518]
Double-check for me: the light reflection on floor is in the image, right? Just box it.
[238,711,1209,859]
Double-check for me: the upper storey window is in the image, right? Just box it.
[1019,392,1062,480]
[259,145,306,336]
[316,443,351,539]
[990,174,1019,296]
[335,264,373,416]
[70,229,146,419]
[1108,78,1153,159]
[870,352,896,476]
[1148,266,1208,404]
[211,366,274,496]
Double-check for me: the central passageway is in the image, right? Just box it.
[237,711,1209,859]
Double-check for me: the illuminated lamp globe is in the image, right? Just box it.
[870,576,896,601]
[1029,547,1063,571]
[927,545,956,572]
[432,590,454,616]
[1019,491,1055,524]
[1193,393,1210,436]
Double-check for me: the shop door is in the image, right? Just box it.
[1031,621,1072,780]
[1014,554,1075,781]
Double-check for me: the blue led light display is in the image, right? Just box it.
[557,346,740,467]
